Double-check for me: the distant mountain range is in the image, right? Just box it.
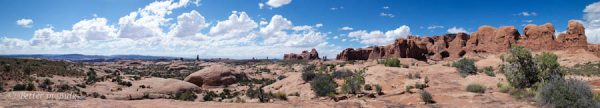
[0,54,177,61]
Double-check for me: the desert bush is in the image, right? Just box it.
[342,70,365,94]
[174,90,197,101]
[332,69,353,79]
[502,46,538,88]
[86,68,98,84]
[452,58,477,77]
[302,65,317,82]
[405,86,414,94]
[91,92,100,98]
[310,75,337,97]
[483,66,495,77]
[0,84,3,92]
[566,62,600,76]
[274,92,288,101]
[203,91,217,101]
[535,52,564,83]
[375,84,383,95]
[383,58,401,67]
[13,82,35,91]
[498,83,512,93]
[39,78,54,91]
[537,78,598,108]
[277,75,286,80]
[415,82,427,90]
[466,84,486,93]
[100,95,106,99]
[420,90,434,104]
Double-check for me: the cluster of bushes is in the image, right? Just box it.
[38,79,54,91]
[482,66,495,77]
[566,62,600,76]
[246,87,286,102]
[174,90,197,101]
[341,69,365,94]
[0,58,84,81]
[499,46,599,107]
[380,58,408,68]
[302,65,318,82]
[237,74,276,86]
[13,82,35,91]
[112,76,132,87]
[452,58,477,77]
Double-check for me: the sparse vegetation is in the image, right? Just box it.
[332,69,353,79]
[452,58,477,77]
[382,58,401,67]
[375,84,383,95]
[13,82,35,91]
[482,66,495,77]
[0,58,84,81]
[420,90,434,104]
[537,78,598,108]
[465,84,486,93]
[302,65,317,82]
[310,75,337,97]
[174,90,197,101]
[566,62,600,76]
[39,78,54,91]
[342,69,365,94]
[86,68,98,84]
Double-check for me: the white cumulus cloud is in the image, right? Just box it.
[583,1,600,44]
[348,25,411,45]
[266,0,292,8]
[16,19,33,28]
[168,10,208,39]
[447,27,468,34]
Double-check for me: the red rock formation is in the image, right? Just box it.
[335,20,599,61]
[518,23,561,51]
[558,20,588,49]
[283,48,320,60]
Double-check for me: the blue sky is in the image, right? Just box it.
[1,0,600,59]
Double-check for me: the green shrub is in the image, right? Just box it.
[498,84,512,93]
[277,75,286,80]
[310,75,337,96]
[466,84,486,93]
[274,92,288,101]
[383,58,401,67]
[537,78,598,108]
[415,82,427,90]
[483,66,495,77]
[342,70,365,94]
[502,46,538,88]
[39,78,53,91]
[13,82,35,91]
[302,65,317,82]
[405,86,414,94]
[174,90,197,101]
[452,58,477,77]
[375,84,383,95]
[535,52,564,83]
[203,91,217,101]
[332,70,353,79]
[420,90,434,104]
[91,92,100,98]
[86,69,98,84]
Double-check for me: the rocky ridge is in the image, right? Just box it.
[336,20,599,61]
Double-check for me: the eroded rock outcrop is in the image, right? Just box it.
[184,65,240,87]
[336,20,599,61]
[284,48,320,60]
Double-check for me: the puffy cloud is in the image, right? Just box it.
[338,26,353,31]
[168,10,208,39]
[583,2,600,43]
[209,11,258,40]
[72,18,117,40]
[447,27,468,34]
[16,19,33,28]
[348,25,411,45]
[259,15,328,47]
[266,0,292,8]
[117,0,195,39]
